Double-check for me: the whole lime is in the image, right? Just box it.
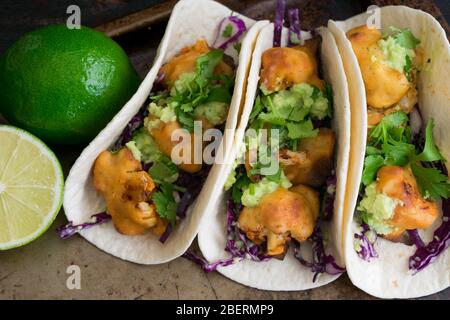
[0,24,140,145]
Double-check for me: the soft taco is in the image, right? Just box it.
[194,3,351,290]
[328,6,450,298]
[61,0,268,264]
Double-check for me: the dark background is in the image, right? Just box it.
[1,0,448,54]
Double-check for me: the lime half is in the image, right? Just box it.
[0,125,64,250]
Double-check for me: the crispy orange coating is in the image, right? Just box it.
[347,25,411,109]
[93,147,164,236]
[238,186,319,256]
[376,166,439,239]
[367,87,418,126]
[159,39,233,84]
[281,128,335,187]
[149,117,214,173]
[260,38,324,93]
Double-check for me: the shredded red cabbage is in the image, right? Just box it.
[176,165,211,218]
[182,198,269,273]
[407,229,425,248]
[213,16,247,50]
[112,106,148,150]
[322,171,336,221]
[182,251,235,273]
[273,0,286,47]
[354,223,378,261]
[287,8,301,46]
[158,223,172,244]
[152,72,166,92]
[224,199,269,262]
[294,222,345,282]
[56,212,111,239]
[409,198,450,273]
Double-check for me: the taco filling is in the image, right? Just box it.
[229,38,334,256]
[348,25,450,271]
[57,13,249,241]
[221,34,344,279]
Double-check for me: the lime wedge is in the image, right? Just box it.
[0,125,64,250]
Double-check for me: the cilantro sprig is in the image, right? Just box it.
[153,50,234,131]
[361,112,450,201]
[152,183,178,226]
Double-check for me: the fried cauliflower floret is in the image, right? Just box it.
[159,39,233,84]
[347,25,411,109]
[237,186,319,256]
[260,38,324,93]
[281,128,335,187]
[367,87,418,126]
[376,165,439,240]
[93,147,165,236]
[149,117,214,173]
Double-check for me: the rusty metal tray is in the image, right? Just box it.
[1,0,449,300]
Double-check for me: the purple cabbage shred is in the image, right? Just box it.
[409,198,450,273]
[224,199,269,262]
[56,212,111,239]
[273,0,286,47]
[176,166,211,218]
[287,8,301,46]
[354,223,378,261]
[322,171,336,221]
[159,223,172,244]
[182,198,269,273]
[407,229,425,248]
[112,106,148,150]
[213,16,247,50]
[182,252,235,273]
[293,222,345,282]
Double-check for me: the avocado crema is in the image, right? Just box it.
[93,39,235,236]
[226,38,335,257]
[348,26,443,241]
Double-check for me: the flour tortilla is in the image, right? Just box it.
[328,6,450,298]
[63,0,267,264]
[197,23,351,290]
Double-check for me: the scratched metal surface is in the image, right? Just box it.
[0,0,449,300]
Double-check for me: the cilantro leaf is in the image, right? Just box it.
[195,50,224,88]
[382,139,416,166]
[222,24,234,38]
[175,108,194,131]
[389,27,420,49]
[369,112,409,145]
[362,155,384,186]
[415,119,443,162]
[411,163,450,201]
[152,184,177,226]
[271,124,290,148]
[404,54,412,79]
[231,168,251,204]
[366,146,382,155]
[286,119,318,139]
[233,42,241,54]
[148,155,179,184]
[249,95,263,123]
[206,85,232,103]
[324,83,334,110]
[258,112,286,126]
